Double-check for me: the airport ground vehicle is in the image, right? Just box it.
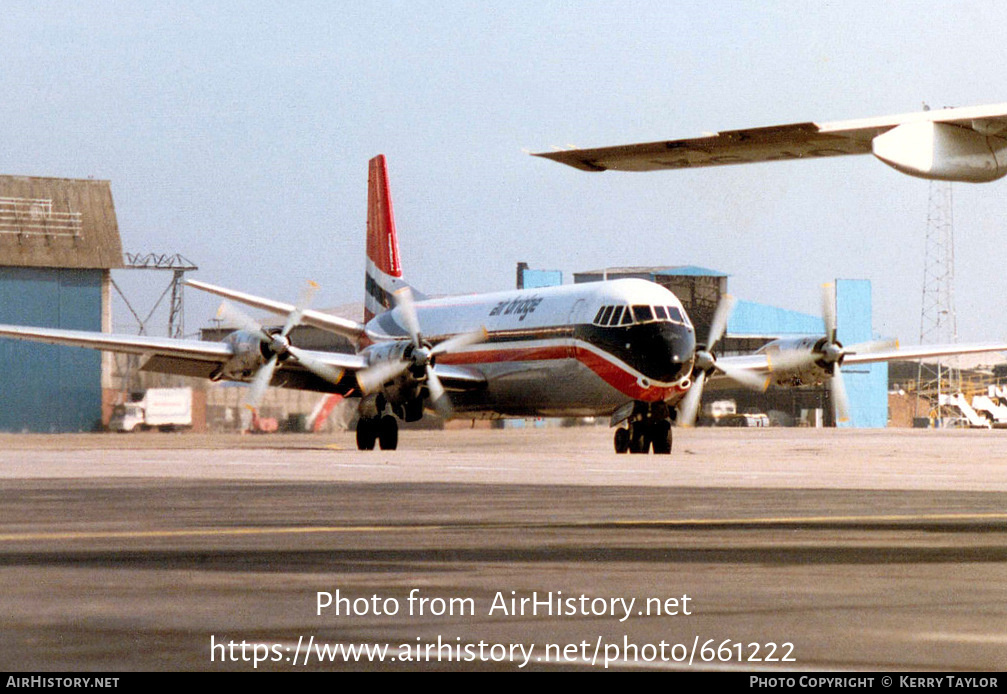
[109,387,193,432]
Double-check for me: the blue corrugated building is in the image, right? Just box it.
[0,177,123,432]
[727,280,889,427]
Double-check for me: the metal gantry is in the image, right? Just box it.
[915,180,960,424]
[111,253,198,390]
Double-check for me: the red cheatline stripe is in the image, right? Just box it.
[438,341,685,402]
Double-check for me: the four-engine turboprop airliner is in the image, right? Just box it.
[0,154,1006,454]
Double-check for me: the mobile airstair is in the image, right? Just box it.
[970,386,1007,428]
[938,393,992,429]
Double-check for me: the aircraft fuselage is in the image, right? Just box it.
[363,278,696,418]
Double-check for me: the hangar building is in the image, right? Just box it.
[0,176,122,432]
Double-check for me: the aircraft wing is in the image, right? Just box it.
[0,324,235,361]
[712,341,1007,380]
[841,342,1007,365]
[187,279,367,343]
[0,323,486,395]
[533,102,1007,182]
[0,323,367,394]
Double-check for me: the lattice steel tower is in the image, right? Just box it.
[915,180,959,422]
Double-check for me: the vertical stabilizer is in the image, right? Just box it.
[365,154,408,323]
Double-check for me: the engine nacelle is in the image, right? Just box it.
[359,340,428,420]
[871,121,1007,182]
[211,330,271,381]
[760,336,831,387]
[363,339,413,366]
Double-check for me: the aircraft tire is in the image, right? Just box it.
[356,418,377,450]
[651,420,672,455]
[614,427,630,454]
[378,415,399,450]
[629,423,650,454]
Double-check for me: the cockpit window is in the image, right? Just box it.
[667,306,688,326]
[593,302,691,327]
[632,305,654,323]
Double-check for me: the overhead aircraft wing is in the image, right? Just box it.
[533,102,1007,182]
[187,279,367,343]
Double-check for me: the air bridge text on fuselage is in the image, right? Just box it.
[489,296,543,321]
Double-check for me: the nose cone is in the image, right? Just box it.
[640,322,695,383]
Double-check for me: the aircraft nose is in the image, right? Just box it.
[650,323,695,382]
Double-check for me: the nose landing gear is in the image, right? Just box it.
[614,401,673,455]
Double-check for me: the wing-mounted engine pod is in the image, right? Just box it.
[872,121,1007,182]
[365,339,412,366]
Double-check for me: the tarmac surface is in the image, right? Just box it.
[1,426,1006,671]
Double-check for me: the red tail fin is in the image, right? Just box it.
[365,155,404,323]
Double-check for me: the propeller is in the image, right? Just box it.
[217,281,344,427]
[679,294,770,426]
[356,287,487,418]
[767,283,897,425]
[819,282,851,424]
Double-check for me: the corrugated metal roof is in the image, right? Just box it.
[0,175,123,269]
[728,299,824,337]
[652,265,728,277]
[574,265,729,278]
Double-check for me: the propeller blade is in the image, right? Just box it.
[821,283,837,344]
[287,345,345,384]
[356,359,410,394]
[430,327,488,356]
[426,366,453,419]
[246,354,279,411]
[717,362,770,392]
[844,338,898,355]
[240,405,254,432]
[830,368,852,425]
[706,294,737,349]
[281,280,319,337]
[394,287,423,347]
[217,302,271,343]
[767,347,817,374]
[678,371,707,427]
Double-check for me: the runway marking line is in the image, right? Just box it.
[915,632,1007,644]
[1,512,1006,543]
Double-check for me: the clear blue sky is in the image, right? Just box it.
[2,1,1005,343]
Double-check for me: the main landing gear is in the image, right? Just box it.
[356,415,398,450]
[614,401,673,455]
[355,393,400,450]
